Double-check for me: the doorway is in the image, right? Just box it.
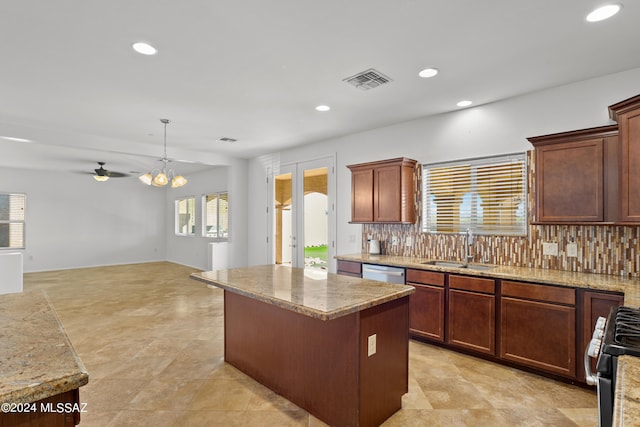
[272,157,335,271]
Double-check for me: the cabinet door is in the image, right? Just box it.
[535,138,604,222]
[409,284,445,342]
[619,109,640,222]
[579,290,624,382]
[374,165,402,222]
[351,169,374,222]
[447,289,495,355]
[500,297,576,378]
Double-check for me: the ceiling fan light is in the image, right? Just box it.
[171,175,187,188]
[94,175,109,182]
[152,172,168,187]
[139,173,153,185]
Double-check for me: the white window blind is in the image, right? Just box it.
[203,192,229,240]
[422,153,527,235]
[0,193,26,249]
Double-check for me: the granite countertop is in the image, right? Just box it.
[0,290,89,405]
[190,264,414,321]
[336,253,640,306]
[613,355,640,426]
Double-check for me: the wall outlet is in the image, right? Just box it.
[542,242,558,256]
[567,243,578,257]
[406,236,413,247]
[368,334,377,357]
[391,236,399,246]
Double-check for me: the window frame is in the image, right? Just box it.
[0,192,26,250]
[175,196,196,237]
[422,152,528,236]
[202,191,229,241]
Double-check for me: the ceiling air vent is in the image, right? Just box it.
[342,68,393,91]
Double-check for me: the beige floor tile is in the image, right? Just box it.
[23,263,599,426]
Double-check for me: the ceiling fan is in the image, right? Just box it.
[90,162,130,182]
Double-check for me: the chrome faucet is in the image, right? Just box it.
[464,228,474,264]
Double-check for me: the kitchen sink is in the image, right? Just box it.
[422,261,494,271]
[422,261,466,268]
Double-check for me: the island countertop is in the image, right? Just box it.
[0,290,89,405]
[190,264,415,321]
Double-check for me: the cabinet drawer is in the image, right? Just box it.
[502,281,575,305]
[337,260,361,276]
[406,269,445,287]
[449,275,495,294]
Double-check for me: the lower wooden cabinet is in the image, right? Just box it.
[500,281,576,378]
[447,275,496,355]
[407,269,445,342]
[579,290,624,382]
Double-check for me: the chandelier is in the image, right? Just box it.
[139,119,187,188]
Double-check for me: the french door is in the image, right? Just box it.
[272,157,335,271]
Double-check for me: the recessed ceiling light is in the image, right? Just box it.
[456,100,473,107]
[418,68,439,78]
[132,42,158,55]
[0,135,32,143]
[315,105,331,112]
[586,4,622,22]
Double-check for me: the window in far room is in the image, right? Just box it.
[0,193,26,249]
[203,192,229,240]
[175,196,196,236]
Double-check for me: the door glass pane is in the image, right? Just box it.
[303,167,328,270]
[275,172,292,265]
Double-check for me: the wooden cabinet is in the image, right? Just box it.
[347,158,417,223]
[337,260,362,277]
[447,275,496,355]
[500,280,576,378]
[406,269,445,342]
[528,125,619,223]
[609,94,640,223]
[579,289,624,383]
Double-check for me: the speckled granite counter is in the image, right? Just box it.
[190,264,414,320]
[336,253,640,306]
[613,356,640,426]
[0,290,89,405]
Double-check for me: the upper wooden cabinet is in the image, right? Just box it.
[528,125,619,224]
[609,94,640,223]
[347,158,417,223]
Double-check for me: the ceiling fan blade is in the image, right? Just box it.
[104,170,130,178]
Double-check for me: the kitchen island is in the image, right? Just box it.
[190,265,415,427]
[0,290,88,426]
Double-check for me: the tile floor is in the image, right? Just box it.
[23,262,598,426]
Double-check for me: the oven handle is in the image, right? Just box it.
[584,340,598,386]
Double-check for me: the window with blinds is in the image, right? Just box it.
[175,196,196,236]
[203,192,229,240]
[0,193,26,249]
[422,153,527,235]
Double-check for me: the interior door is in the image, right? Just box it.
[272,157,335,271]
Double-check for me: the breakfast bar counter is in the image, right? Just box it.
[191,265,415,427]
[0,290,89,426]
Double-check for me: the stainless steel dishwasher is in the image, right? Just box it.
[362,264,405,284]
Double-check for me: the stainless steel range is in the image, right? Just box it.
[585,306,640,427]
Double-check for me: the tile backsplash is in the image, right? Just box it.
[362,152,640,278]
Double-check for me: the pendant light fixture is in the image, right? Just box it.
[139,119,187,188]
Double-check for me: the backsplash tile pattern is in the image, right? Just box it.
[362,152,640,278]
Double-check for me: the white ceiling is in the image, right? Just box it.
[1,1,639,176]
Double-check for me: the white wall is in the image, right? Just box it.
[0,167,166,272]
[247,67,640,269]
[165,159,249,270]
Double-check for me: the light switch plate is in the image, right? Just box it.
[368,334,377,357]
[542,242,558,256]
[406,236,413,247]
[567,243,578,257]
